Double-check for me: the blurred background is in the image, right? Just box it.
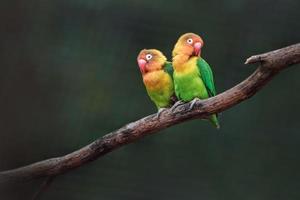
[0,0,299,199]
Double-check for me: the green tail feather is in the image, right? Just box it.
[209,114,220,129]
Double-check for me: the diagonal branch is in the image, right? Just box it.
[1,43,299,183]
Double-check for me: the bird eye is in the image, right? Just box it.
[145,54,153,61]
[187,38,193,44]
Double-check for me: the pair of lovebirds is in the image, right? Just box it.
[137,33,220,129]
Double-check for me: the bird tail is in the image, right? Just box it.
[209,114,220,129]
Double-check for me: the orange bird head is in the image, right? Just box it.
[172,33,204,58]
[137,49,167,75]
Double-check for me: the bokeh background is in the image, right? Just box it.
[0,0,300,199]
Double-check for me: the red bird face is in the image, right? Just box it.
[137,51,153,74]
[173,33,204,57]
[137,49,166,74]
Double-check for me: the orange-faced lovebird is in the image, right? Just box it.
[172,33,220,128]
[137,49,176,117]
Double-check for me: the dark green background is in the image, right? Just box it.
[1,0,300,199]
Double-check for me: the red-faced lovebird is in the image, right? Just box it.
[172,33,220,128]
[137,49,176,117]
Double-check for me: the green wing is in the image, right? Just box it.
[163,61,174,78]
[197,58,217,97]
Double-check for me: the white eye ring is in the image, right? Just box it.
[145,54,153,61]
[187,38,193,44]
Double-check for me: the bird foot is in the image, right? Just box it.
[188,98,201,111]
[156,108,167,120]
[170,101,185,112]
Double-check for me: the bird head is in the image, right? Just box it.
[172,33,204,58]
[137,49,167,74]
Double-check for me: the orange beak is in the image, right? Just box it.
[194,42,202,56]
[138,59,147,73]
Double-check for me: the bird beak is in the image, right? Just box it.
[194,42,202,56]
[138,59,147,73]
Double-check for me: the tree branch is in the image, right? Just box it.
[1,43,299,183]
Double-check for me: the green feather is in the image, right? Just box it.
[197,58,216,97]
[163,61,174,77]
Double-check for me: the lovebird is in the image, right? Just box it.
[172,33,220,128]
[137,49,176,117]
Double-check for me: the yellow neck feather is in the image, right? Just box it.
[173,56,198,74]
[143,70,171,90]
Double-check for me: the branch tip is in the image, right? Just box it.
[245,55,261,65]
